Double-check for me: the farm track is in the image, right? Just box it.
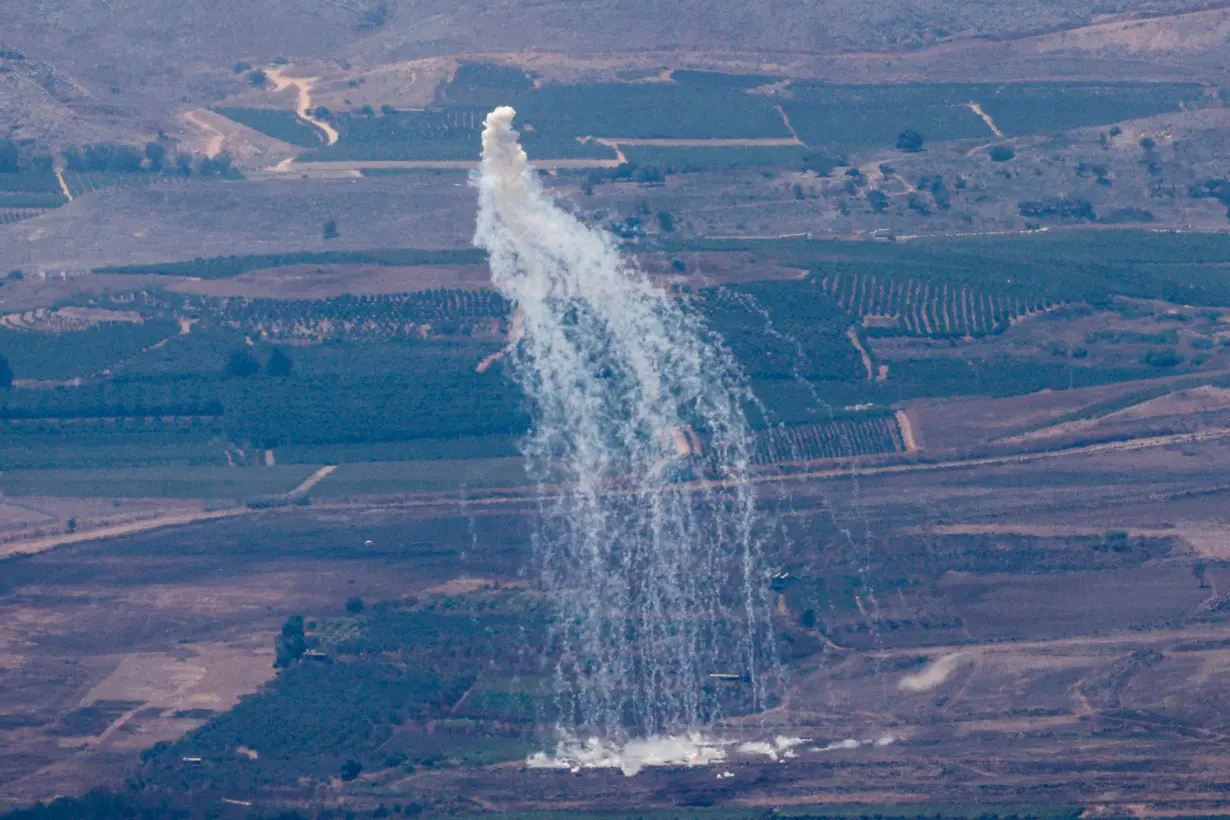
[266,67,339,146]
[184,110,226,158]
[0,508,247,560]
[7,425,1228,560]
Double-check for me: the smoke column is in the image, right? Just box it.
[473,107,772,742]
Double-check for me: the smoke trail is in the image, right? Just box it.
[473,107,774,740]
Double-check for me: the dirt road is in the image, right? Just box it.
[184,110,226,158]
[0,508,248,560]
[266,67,339,145]
[286,465,336,498]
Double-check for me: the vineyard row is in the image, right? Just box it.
[818,273,1058,338]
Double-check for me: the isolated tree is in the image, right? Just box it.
[345,596,365,614]
[267,347,294,377]
[1194,562,1209,589]
[323,217,340,240]
[339,759,363,781]
[0,138,19,173]
[197,152,234,177]
[225,348,261,378]
[896,129,925,153]
[249,69,268,87]
[0,355,12,389]
[274,615,306,668]
[313,105,332,121]
[144,141,167,172]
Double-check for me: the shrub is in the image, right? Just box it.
[1140,348,1184,368]
[896,129,924,152]
[988,144,1015,162]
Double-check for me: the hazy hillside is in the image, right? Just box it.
[4,0,1228,148]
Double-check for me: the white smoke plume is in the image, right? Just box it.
[473,107,775,741]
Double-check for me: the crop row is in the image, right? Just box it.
[749,414,905,465]
[816,272,1056,337]
[0,208,45,225]
[204,290,511,340]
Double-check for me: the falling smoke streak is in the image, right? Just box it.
[472,106,775,742]
[710,286,887,708]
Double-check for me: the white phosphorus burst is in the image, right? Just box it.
[472,106,775,743]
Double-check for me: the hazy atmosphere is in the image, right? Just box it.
[2,1,1230,818]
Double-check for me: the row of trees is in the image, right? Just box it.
[0,137,236,177]
[63,142,237,177]
[0,138,52,173]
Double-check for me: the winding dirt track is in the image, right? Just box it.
[266,67,340,145]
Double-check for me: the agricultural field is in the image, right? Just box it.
[0,191,66,208]
[620,145,812,171]
[0,172,62,194]
[779,82,1206,155]
[2,230,1226,477]
[977,82,1208,136]
[95,248,487,278]
[59,170,179,199]
[212,107,327,147]
[0,318,178,380]
[5,423,1229,815]
[296,67,1211,166]
[300,108,618,162]
[0,464,318,499]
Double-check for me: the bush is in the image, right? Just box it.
[1140,348,1184,368]
[988,144,1015,162]
[896,129,924,152]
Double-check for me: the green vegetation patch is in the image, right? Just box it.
[778,82,1205,155]
[140,596,549,791]
[301,108,617,162]
[95,248,487,278]
[0,171,61,193]
[0,464,316,499]
[782,83,993,154]
[311,457,531,497]
[621,145,811,170]
[978,82,1205,136]
[0,320,178,381]
[0,427,228,471]
[513,82,790,140]
[0,191,67,208]
[212,107,325,147]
